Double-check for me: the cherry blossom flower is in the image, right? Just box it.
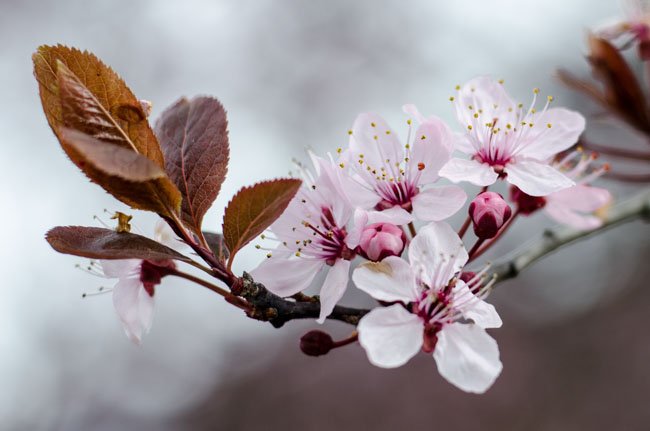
[96,220,178,344]
[439,76,585,196]
[251,156,413,323]
[339,106,466,222]
[512,150,612,229]
[596,0,650,58]
[352,222,502,393]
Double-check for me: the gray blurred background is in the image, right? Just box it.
[1,0,649,430]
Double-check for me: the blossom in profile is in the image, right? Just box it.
[352,222,502,393]
[596,0,650,59]
[97,220,178,344]
[512,149,612,229]
[439,76,585,196]
[251,155,412,323]
[339,106,466,222]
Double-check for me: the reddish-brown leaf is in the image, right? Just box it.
[586,35,650,133]
[46,226,192,262]
[203,231,230,261]
[32,44,164,166]
[223,179,302,267]
[59,128,182,216]
[155,97,229,235]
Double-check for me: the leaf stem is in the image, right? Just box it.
[168,268,249,310]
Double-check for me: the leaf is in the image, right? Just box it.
[32,44,164,167]
[155,97,229,234]
[223,179,302,267]
[203,231,230,261]
[46,226,192,262]
[59,128,182,216]
[586,35,650,133]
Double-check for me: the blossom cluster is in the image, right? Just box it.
[248,76,610,393]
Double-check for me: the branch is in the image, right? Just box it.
[235,190,650,327]
[491,189,650,282]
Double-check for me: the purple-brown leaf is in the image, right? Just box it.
[59,128,182,216]
[156,97,229,235]
[203,231,229,261]
[46,226,192,262]
[223,179,302,267]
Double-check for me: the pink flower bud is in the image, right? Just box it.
[358,223,406,261]
[509,185,546,215]
[468,192,512,240]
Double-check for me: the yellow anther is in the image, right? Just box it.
[421,135,426,140]
[407,118,412,125]
[336,147,342,154]
[529,123,534,128]
[455,85,461,90]
[473,113,479,118]
[295,252,301,257]
[266,253,272,258]
[255,245,261,249]
[371,122,376,127]
[506,123,512,129]
[359,154,364,158]
[385,130,391,135]
[467,125,473,130]
[546,123,552,128]
[405,144,410,149]
[347,130,353,135]
[339,163,345,168]
[547,95,554,102]
[498,79,504,84]
[531,108,536,113]
[468,105,473,110]
[533,88,540,94]
[449,96,455,102]
[373,135,378,140]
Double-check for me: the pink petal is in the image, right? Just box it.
[505,159,574,196]
[352,256,419,303]
[350,113,403,174]
[547,184,611,212]
[250,257,324,297]
[358,304,423,368]
[402,104,427,124]
[411,185,467,221]
[544,205,604,230]
[433,323,502,393]
[453,281,502,329]
[112,277,154,345]
[518,108,586,161]
[100,259,141,278]
[408,222,468,287]
[409,117,454,184]
[317,259,351,323]
[438,158,499,186]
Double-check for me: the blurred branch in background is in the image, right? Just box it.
[492,189,650,282]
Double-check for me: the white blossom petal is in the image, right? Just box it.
[358,304,424,368]
[408,222,468,287]
[433,323,502,393]
[317,259,351,323]
[112,277,154,345]
[517,108,586,161]
[250,257,323,297]
[439,158,499,186]
[409,117,454,184]
[100,259,141,278]
[352,256,418,303]
[411,186,467,221]
[506,159,574,196]
[453,281,502,329]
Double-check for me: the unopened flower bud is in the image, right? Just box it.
[358,223,406,261]
[468,192,512,240]
[509,185,546,215]
[300,330,334,356]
